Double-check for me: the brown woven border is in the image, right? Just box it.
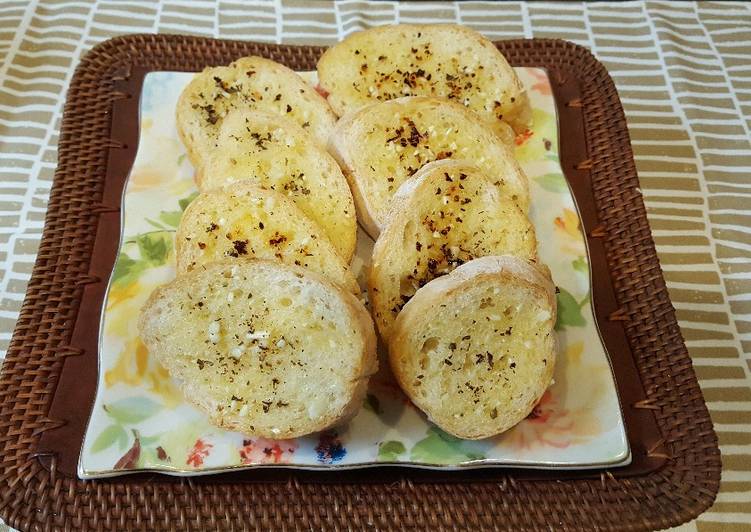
[0,34,719,530]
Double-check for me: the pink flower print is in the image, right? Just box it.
[186,438,213,467]
[504,390,576,450]
[528,69,552,96]
[239,438,298,465]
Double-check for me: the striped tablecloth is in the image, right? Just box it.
[0,1,749,530]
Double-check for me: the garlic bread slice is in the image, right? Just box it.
[328,96,529,239]
[176,184,359,294]
[199,109,357,262]
[389,255,556,440]
[139,259,377,439]
[369,160,537,339]
[177,56,337,169]
[317,24,532,136]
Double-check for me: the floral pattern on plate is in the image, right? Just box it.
[78,68,629,478]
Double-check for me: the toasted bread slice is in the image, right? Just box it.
[369,160,537,339]
[175,184,359,294]
[317,24,532,136]
[139,259,377,439]
[388,255,556,440]
[198,109,357,262]
[176,56,337,169]
[328,96,530,238]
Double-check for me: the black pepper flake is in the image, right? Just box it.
[198,242,206,249]
[231,239,249,256]
[449,342,457,350]
[206,222,218,232]
[261,401,272,413]
[259,222,264,229]
[274,93,282,101]
[231,394,244,402]
[490,408,498,419]
[415,241,422,251]
[286,104,292,113]
[269,233,288,246]
[487,352,494,368]
[443,358,453,366]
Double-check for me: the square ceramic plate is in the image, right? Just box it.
[78,68,629,478]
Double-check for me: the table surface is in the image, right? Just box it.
[0,1,749,530]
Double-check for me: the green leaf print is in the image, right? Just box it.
[572,256,587,273]
[178,191,199,211]
[104,396,161,424]
[377,440,406,461]
[158,210,183,228]
[137,231,172,265]
[90,423,128,453]
[410,427,485,465]
[534,172,568,193]
[555,287,587,330]
[145,217,167,230]
[111,252,142,284]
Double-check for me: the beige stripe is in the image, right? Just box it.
[97,4,156,17]
[668,67,727,84]
[731,301,751,315]
[698,520,751,531]
[704,387,751,402]
[713,228,751,245]
[697,136,751,151]
[696,366,747,380]
[717,245,751,260]
[723,455,751,472]
[668,287,726,305]
[653,234,710,246]
[658,252,715,265]
[690,346,740,358]
[92,14,156,28]
[721,481,751,493]
[161,4,212,16]
[636,159,699,173]
[712,410,751,424]
[681,327,735,341]
[710,196,751,211]
[640,177,701,192]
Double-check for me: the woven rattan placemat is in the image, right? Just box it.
[0,35,719,530]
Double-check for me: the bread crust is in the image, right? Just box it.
[317,24,532,134]
[389,255,557,439]
[139,259,377,439]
